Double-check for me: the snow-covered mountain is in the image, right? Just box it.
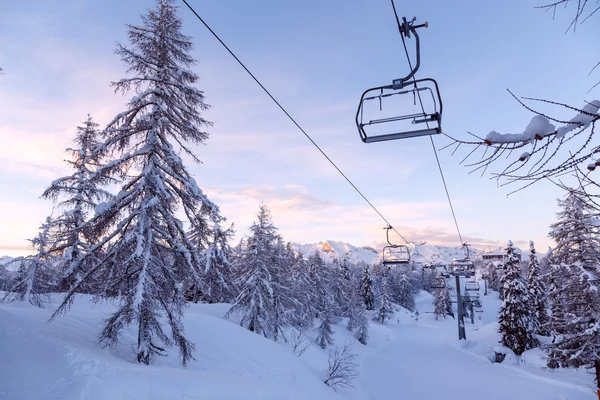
[292,240,489,265]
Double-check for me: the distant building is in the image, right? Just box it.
[482,248,521,268]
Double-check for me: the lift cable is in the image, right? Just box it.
[390,0,467,257]
[181,0,432,264]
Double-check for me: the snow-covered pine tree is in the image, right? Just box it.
[346,272,369,344]
[360,264,375,311]
[545,193,600,380]
[331,257,351,318]
[287,248,315,330]
[373,266,394,324]
[227,205,280,338]
[41,115,112,294]
[196,222,235,303]
[393,272,416,312]
[3,217,56,307]
[433,274,450,320]
[486,262,500,292]
[51,0,222,366]
[270,237,299,342]
[308,250,336,348]
[498,240,539,355]
[527,241,549,335]
[548,192,600,270]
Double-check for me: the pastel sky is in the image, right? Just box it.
[0,0,598,257]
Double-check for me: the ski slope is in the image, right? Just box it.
[0,288,594,399]
[353,292,592,400]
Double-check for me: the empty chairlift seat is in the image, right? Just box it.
[450,259,475,277]
[430,276,446,289]
[356,17,443,144]
[382,245,411,267]
[465,281,480,292]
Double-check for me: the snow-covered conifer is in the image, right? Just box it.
[346,274,368,344]
[373,267,394,324]
[527,241,549,335]
[393,271,415,312]
[498,240,539,355]
[545,193,600,375]
[228,205,280,338]
[308,250,336,348]
[51,0,221,366]
[198,222,234,303]
[360,264,375,311]
[433,274,451,320]
[41,115,111,294]
[3,217,56,307]
[287,251,315,330]
[548,192,600,269]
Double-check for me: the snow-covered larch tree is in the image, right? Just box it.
[498,240,539,355]
[51,0,222,366]
[41,115,112,294]
[197,222,234,303]
[360,264,375,311]
[308,250,336,348]
[3,217,56,307]
[545,193,600,385]
[373,266,394,324]
[346,274,369,345]
[393,271,415,312]
[526,241,548,335]
[227,205,280,338]
[433,274,452,320]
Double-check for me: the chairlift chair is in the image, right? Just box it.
[356,17,443,143]
[450,258,476,277]
[465,281,480,292]
[430,276,446,289]
[382,245,411,267]
[381,225,411,268]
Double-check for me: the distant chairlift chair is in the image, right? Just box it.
[430,276,446,289]
[381,225,411,268]
[450,259,476,277]
[356,17,443,143]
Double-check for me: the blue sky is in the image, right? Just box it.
[0,0,598,256]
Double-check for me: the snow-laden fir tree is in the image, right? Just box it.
[392,272,415,312]
[346,273,369,345]
[192,222,235,303]
[433,274,452,320]
[360,264,375,311]
[373,266,394,324]
[227,205,280,338]
[548,192,600,270]
[309,250,336,348]
[271,237,302,341]
[545,193,600,380]
[41,115,112,294]
[527,241,548,335]
[287,250,315,330]
[51,0,222,366]
[486,262,500,292]
[3,217,56,307]
[331,257,350,318]
[498,240,539,355]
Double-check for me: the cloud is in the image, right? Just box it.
[203,184,507,250]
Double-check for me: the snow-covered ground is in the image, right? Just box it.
[0,285,594,399]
